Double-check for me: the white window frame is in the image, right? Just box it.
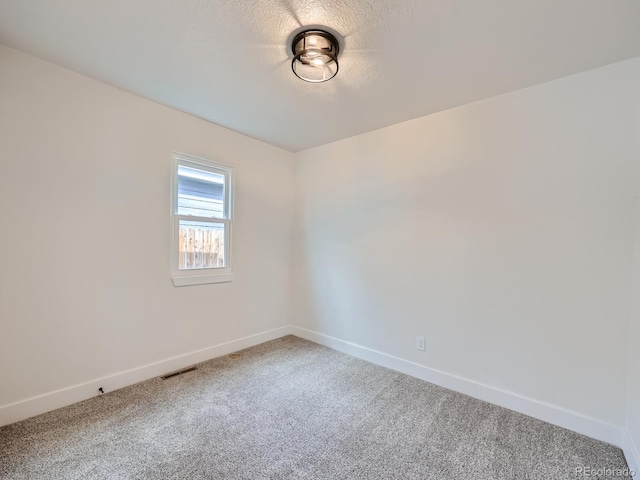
[171,152,234,287]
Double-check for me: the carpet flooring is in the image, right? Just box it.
[0,336,629,479]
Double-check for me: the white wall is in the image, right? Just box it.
[627,295,640,471]
[0,45,295,421]
[293,58,640,437]
[625,113,640,470]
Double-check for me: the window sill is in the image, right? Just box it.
[172,273,234,287]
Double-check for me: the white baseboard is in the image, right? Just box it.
[0,325,293,427]
[623,429,640,475]
[2,323,628,452]
[291,326,623,447]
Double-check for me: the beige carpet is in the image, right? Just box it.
[0,336,629,479]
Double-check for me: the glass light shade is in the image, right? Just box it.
[291,30,339,83]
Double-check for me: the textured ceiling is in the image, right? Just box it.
[1,0,640,152]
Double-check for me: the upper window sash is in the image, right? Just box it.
[173,156,232,220]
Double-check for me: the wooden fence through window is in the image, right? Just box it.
[179,225,224,270]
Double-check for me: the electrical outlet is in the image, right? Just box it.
[416,336,425,351]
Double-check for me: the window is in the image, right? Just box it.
[171,152,233,286]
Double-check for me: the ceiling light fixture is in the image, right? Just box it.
[291,29,340,83]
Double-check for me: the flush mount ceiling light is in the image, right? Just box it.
[291,29,340,83]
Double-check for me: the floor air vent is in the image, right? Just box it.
[161,366,197,380]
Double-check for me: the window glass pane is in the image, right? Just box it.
[178,220,225,270]
[177,165,225,218]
